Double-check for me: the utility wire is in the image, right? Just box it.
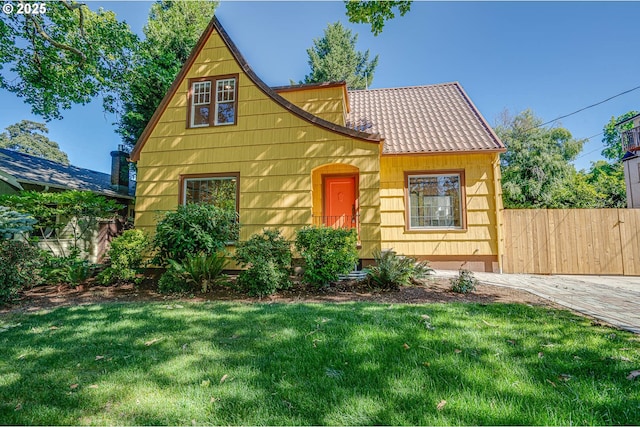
[537,84,640,129]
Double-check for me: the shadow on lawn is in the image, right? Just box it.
[0,302,638,425]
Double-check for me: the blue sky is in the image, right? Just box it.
[0,1,638,173]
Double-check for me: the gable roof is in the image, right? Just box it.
[0,148,133,199]
[346,83,505,154]
[130,17,380,162]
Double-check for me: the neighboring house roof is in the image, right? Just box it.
[346,83,506,154]
[130,16,380,162]
[0,148,133,199]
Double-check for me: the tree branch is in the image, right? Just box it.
[60,0,87,38]
[24,14,87,64]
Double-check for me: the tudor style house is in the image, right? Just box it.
[130,17,506,272]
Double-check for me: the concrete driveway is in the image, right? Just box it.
[432,270,640,334]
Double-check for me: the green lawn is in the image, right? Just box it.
[0,301,638,425]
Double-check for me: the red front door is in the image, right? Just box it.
[324,176,357,228]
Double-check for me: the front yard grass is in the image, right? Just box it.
[0,301,638,425]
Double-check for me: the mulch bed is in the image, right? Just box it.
[2,275,558,314]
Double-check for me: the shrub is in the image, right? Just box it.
[97,229,149,284]
[0,240,42,304]
[158,252,228,294]
[450,269,479,294]
[367,249,433,290]
[158,266,191,294]
[0,206,36,239]
[152,203,239,265]
[40,250,94,287]
[234,229,292,296]
[294,226,358,287]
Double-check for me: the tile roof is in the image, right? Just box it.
[0,148,133,199]
[346,82,505,154]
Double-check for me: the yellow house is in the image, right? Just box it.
[130,17,506,272]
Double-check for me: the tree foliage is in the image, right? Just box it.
[0,120,69,164]
[301,22,378,90]
[0,190,123,255]
[116,0,218,150]
[345,1,412,36]
[496,109,587,208]
[497,109,629,208]
[601,110,640,162]
[0,1,138,120]
[585,160,626,208]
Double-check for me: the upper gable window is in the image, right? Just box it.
[188,75,238,128]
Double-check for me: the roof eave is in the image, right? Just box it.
[382,148,507,156]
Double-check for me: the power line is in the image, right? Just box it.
[538,84,640,129]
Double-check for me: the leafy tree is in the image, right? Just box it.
[0,120,69,164]
[496,109,587,208]
[116,0,218,150]
[585,160,626,208]
[601,110,640,162]
[301,22,378,90]
[345,1,412,36]
[0,1,138,120]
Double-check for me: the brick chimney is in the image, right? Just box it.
[110,145,130,194]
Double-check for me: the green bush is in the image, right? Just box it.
[97,229,149,285]
[0,206,36,239]
[158,266,191,294]
[40,250,94,287]
[152,203,239,265]
[158,252,228,294]
[0,240,42,304]
[450,269,479,294]
[294,226,358,287]
[367,249,433,290]
[234,229,292,296]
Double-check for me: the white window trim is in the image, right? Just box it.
[190,81,211,128]
[407,173,463,230]
[214,78,236,126]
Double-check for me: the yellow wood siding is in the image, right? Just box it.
[379,153,501,261]
[135,28,381,257]
[278,86,347,126]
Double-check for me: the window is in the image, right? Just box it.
[406,172,464,229]
[215,78,236,125]
[191,81,211,127]
[180,173,239,213]
[188,75,238,128]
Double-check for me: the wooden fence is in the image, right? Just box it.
[503,209,640,275]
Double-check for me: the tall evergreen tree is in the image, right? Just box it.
[116,0,218,150]
[301,22,378,90]
[0,120,69,165]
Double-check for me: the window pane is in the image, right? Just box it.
[192,81,211,105]
[217,79,235,102]
[193,106,209,126]
[216,103,235,125]
[185,177,237,211]
[408,174,461,228]
[215,78,236,125]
